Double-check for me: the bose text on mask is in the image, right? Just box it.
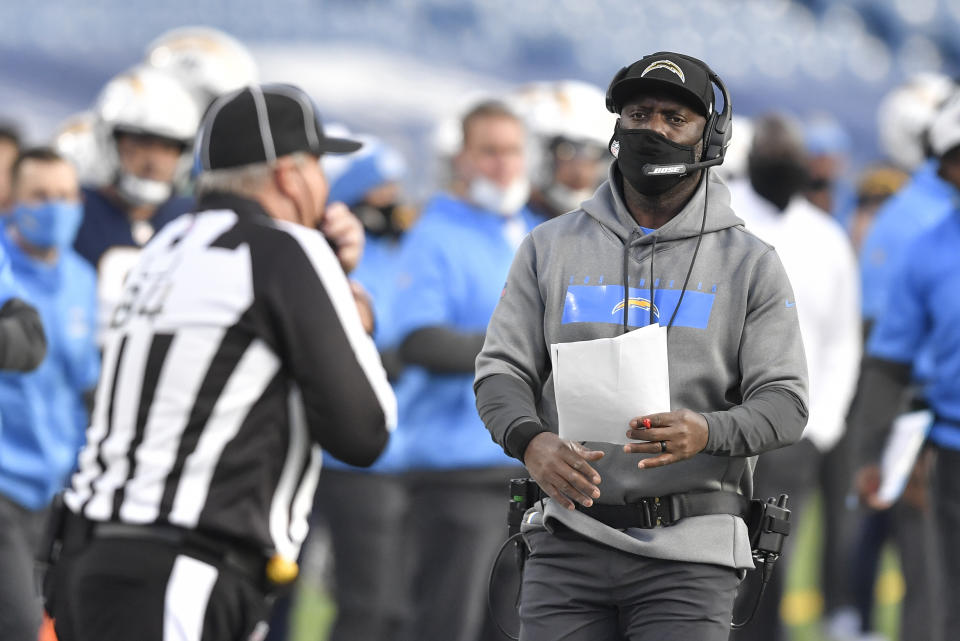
[468,175,531,217]
[612,124,699,196]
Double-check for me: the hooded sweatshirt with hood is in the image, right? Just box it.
[474,165,808,569]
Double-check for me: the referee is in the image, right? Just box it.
[45,84,397,641]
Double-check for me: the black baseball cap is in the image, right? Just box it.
[607,52,714,117]
[197,83,362,171]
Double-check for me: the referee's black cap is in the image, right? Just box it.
[197,84,362,171]
[607,52,713,117]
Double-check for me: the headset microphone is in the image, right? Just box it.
[641,155,725,177]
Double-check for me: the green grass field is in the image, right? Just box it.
[289,494,904,641]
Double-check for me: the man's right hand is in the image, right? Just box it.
[523,432,604,510]
[855,464,891,510]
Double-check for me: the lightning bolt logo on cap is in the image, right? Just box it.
[641,60,686,83]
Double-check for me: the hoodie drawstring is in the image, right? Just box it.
[621,167,713,335]
[665,167,711,331]
[648,234,658,327]
[622,228,640,334]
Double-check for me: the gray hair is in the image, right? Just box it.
[195,152,312,198]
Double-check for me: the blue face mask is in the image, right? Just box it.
[11,200,83,250]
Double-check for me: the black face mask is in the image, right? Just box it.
[612,123,699,195]
[354,202,414,240]
[748,158,808,212]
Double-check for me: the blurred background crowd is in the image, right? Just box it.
[2,1,959,640]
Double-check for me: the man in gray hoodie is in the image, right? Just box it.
[474,52,809,641]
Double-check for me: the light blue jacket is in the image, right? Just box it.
[868,211,960,451]
[387,194,541,470]
[324,233,408,473]
[859,161,958,322]
[0,230,100,509]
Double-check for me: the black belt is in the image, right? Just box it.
[92,521,267,586]
[576,490,750,529]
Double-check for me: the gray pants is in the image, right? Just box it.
[401,465,525,641]
[313,469,412,641]
[519,525,740,641]
[933,447,960,639]
[817,430,858,614]
[0,494,47,641]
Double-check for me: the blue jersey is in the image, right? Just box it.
[860,161,958,322]
[351,234,404,349]
[387,194,541,470]
[324,233,407,473]
[0,230,100,509]
[75,187,193,269]
[867,211,960,451]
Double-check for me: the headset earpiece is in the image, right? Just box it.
[698,69,732,164]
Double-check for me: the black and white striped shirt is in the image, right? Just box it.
[65,193,396,560]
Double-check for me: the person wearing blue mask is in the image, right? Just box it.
[0,148,99,641]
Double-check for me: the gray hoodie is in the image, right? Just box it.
[474,165,808,569]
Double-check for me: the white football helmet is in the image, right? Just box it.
[95,64,201,145]
[507,80,614,149]
[93,65,201,205]
[506,80,615,215]
[145,26,259,110]
[51,111,113,187]
[877,72,955,172]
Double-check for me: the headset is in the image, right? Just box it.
[605,52,733,177]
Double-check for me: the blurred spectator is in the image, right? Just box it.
[325,134,419,343]
[391,100,540,641]
[317,137,417,641]
[876,73,954,174]
[728,114,861,641]
[267,136,418,641]
[803,114,855,228]
[713,115,754,185]
[0,124,22,207]
[73,65,200,338]
[849,166,909,252]
[860,126,958,330]
[508,80,614,219]
[0,147,98,641]
[833,78,955,641]
[849,91,960,641]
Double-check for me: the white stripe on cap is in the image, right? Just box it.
[267,84,320,152]
[249,85,277,164]
[199,89,240,171]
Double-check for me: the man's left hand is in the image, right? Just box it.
[622,409,709,469]
[321,202,365,274]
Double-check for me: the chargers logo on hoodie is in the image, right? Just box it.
[611,297,660,321]
[562,281,715,329]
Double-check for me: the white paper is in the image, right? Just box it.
[551,324,670,444]
[876,409,932,505]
